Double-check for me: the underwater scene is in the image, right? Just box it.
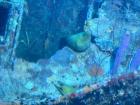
[0,0,140,105]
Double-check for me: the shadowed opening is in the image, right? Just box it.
[0,3,11,36]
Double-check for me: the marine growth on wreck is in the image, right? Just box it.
[0,0,140,105]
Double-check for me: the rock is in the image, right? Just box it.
[37,59,49,68]
[89,0,140,52]
[50,47,76,66]
[66,32,91,52]
[38,68,53,81]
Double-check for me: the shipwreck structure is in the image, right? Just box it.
[0,0,140,104]
[0,0,24,68]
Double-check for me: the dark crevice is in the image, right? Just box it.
[0,3,11,36]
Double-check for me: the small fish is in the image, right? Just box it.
[0,45,7,53]
[53,82,76,96]
[112,0,123,10]
[44,38,50,50]
[24,1,29,15]
[84,19,93,32]
[110,32,130,76]
[129,49,140,71]
[31,86,38,92]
